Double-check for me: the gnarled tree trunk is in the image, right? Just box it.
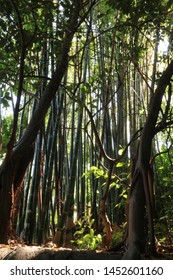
[123,60,173,259]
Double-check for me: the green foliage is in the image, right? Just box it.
[72,214,102,250]
[83,166,105,179]
[107,0,173,19]
[83,164,129,213]
[0,115,13,162]
[111,223,125,247]
[155,144,173,241]
[0,92,12,109]
[1,115,13,149]
[107,0,133,15]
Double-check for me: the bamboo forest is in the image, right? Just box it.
[0,0,173,260]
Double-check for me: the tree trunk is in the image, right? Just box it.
[0,1,92,243]
[122,168,146,259]
[123,60,173,259]
[0,161,14,243]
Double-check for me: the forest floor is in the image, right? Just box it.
[0,244,122,260]
[0,242,173,260]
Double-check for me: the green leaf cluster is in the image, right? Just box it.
[72,214,102,250]
[0,115,13,156]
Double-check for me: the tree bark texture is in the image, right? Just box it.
[123,60,173,259]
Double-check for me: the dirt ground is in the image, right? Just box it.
[0,245,122,260]
[0,243,173,260]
